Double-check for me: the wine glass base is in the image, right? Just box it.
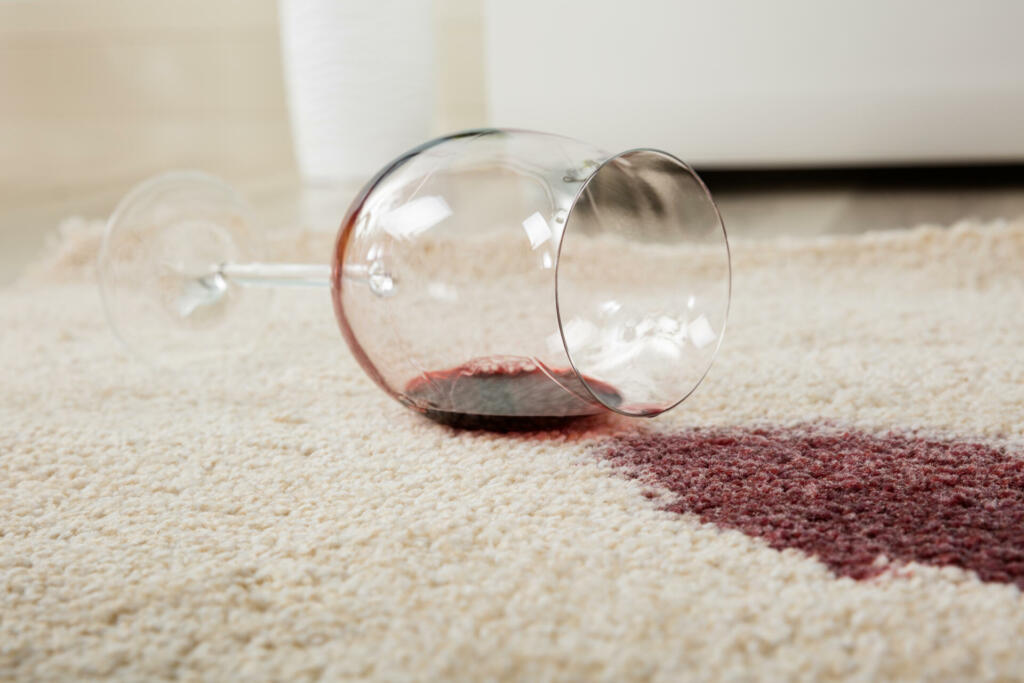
[98,171,268,367]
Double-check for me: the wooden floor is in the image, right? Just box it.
[703,166,1024,237]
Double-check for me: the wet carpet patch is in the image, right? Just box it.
[603,426,1024,588]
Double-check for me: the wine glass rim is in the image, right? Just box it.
[554,147,732,418]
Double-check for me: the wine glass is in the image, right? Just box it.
[99,128,730,430]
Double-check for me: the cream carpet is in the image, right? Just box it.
[3,217,1024,681]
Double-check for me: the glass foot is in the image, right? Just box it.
[98,171,270,366]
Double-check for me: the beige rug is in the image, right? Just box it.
[3,217,1023,681]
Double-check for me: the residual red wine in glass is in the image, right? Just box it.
[99,129,731,430]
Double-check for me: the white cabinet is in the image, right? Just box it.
[485,0,1024,166]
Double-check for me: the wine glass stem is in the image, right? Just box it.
[217,262,331,288]
[217,262,389,288]
[211,262,395,298]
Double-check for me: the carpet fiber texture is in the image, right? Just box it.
[2,217,1024,680]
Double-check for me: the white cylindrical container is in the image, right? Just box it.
[279,0,435,183]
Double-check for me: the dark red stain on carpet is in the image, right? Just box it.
[602,426,1024,588]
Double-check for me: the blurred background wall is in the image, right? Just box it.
[0,0,485,205]
[2,0,286,205]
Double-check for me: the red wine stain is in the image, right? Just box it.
[404,357,622,432]
[602,426,1024,588]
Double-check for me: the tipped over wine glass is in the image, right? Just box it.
[98,129,731,430]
